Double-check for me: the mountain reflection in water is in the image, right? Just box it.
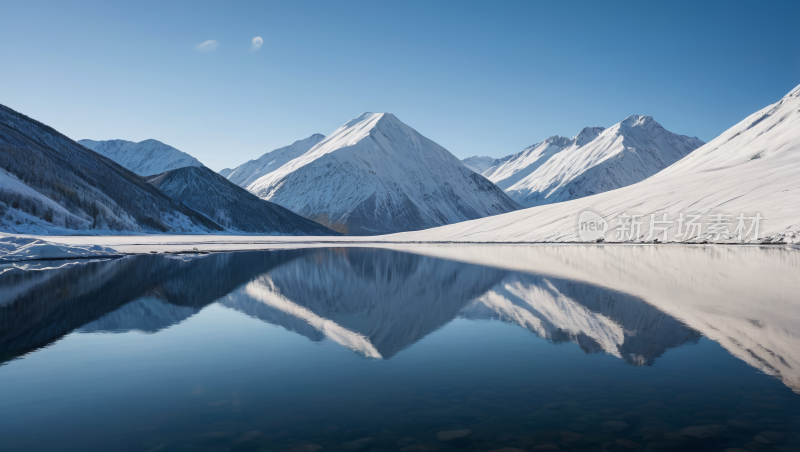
[1,246,800,452]
[2,246,797,387]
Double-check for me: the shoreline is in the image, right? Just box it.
[2,233,798,264]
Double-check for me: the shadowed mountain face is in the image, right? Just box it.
[1,247,705,370]
[145,166,339,235]
[0,103,222,233]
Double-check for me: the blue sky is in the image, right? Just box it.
[1,0,798,170]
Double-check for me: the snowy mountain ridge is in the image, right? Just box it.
[222,134,325,188]
[246,112,520,235]
[389,83,800,243]
[483,117,703,207]
[78,138,204,177]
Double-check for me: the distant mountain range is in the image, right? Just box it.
[246,112,521,234]
[0,109,520,235]
[401,83,800,243]
[79,138,204,177]
[463,116,704,208]
[9,86,793,239]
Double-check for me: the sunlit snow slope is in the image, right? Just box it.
[247,113,520,235]
[389,84,800,243]
[222,134,325,188]
[79,139,204,177]
[484,118,703,207]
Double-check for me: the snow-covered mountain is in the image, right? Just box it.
[461,155,498,174]
[222,134,325,188]
[246,113,520,235]
[483,118,703,207]
[78,138,204,177]
[145,166,337,235]
[0,103,222,234]
[389,84,800,243]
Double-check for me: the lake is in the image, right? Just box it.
[1,245,799,452]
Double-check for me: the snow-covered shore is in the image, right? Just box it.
[1,232,796,263]
[0,234,118,262]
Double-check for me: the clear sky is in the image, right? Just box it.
[1,0,798,171]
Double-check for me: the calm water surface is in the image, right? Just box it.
[0,246,798,452]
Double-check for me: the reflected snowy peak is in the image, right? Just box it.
[220,248,507,358]
[1,246,798,393]
[462,273,700,365]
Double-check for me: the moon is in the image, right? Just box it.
[252,36,263,50]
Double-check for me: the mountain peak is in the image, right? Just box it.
[341,112,410,134]
[619,115,656,128]
[78,138,204,177]
[573,126,605,146]
[542,135,571,147]
[138,138,166,146]
[484,115,704,208]
[247,112,520,234]
[343,112,384,129]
